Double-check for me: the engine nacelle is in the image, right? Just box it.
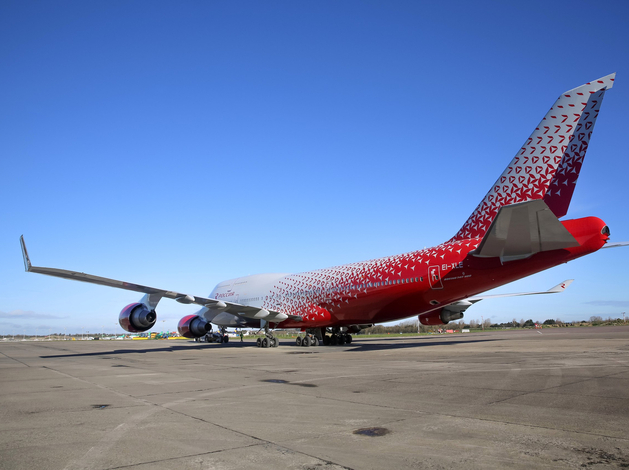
[178,315,212,338]
[119,303,157,332]
[418,309,464,326]
[347,324,374,334]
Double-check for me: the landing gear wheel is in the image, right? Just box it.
[323,335,330,346]
[272,337,279,348]
[303,336,312,347]
[223,335,229,344]
[312,337,319,346]
[262,337,270,348]
[256,337,262,347]
[295,336,302,346]
[330,335,338,346]
[338,334,346,345]
[345,334,352,344]
[217,335,223,343]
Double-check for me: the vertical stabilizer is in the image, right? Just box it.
[450,74,615,242]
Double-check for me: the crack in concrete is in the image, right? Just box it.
[486,368,629,405]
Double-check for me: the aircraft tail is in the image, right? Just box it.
[450,74,615,242]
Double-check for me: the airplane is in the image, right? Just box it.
[20,74,628,348]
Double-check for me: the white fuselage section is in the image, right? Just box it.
[198,273,289,327]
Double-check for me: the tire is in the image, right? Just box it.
[330,335,338,346]
[338,335,346,345]
[272,337,279,348]
[223,335,229,344]
[323,335,330,346]
[312,337,319,346]
[262,337,269,348]
[345,334,352,344]
[295,337,302,346]
[256,337,262,347]
[303,336,312,347]
[216,336,223,343]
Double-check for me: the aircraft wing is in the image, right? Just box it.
[466,279,574,303]
[19,236,298,323]
[433,279,574,323]
[422,280,573,324]
[602,241,629,249]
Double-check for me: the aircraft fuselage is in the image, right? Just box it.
[204,216,608,329]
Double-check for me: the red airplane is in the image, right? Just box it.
[20,73,627,348]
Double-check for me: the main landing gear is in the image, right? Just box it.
[256,323,279,348]
[219,327,229,344]
[295,334,319,347]
[296,328,352,347]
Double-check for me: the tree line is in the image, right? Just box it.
[360,316,627,334]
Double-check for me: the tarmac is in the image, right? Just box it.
[1,326,629,470]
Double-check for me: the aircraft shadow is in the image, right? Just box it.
[344,338,497,352]
[39,343,224,358]
[38,337,498,358]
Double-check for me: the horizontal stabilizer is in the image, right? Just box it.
[474,199,579,261]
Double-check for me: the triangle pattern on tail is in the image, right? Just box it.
[450,74,615,243]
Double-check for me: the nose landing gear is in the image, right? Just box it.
[256,322,279,348]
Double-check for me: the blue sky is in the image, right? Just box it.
[1,0,628,335]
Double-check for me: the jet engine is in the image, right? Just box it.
[119,303,157,332]
[419,300,471,326]
[347,324,374,334]
[178,314,212,338]
[419,309,465,326]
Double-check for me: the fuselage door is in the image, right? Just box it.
[428,265,443,289]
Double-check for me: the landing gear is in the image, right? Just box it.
[195,325,232,345]
[219,327,229,344]
[257,323,279,348]
[296,329,321,347]
[320,328,352,346]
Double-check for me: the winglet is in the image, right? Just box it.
[20,235,32,272]
[547,279,573,293]
[601,241,629,249]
